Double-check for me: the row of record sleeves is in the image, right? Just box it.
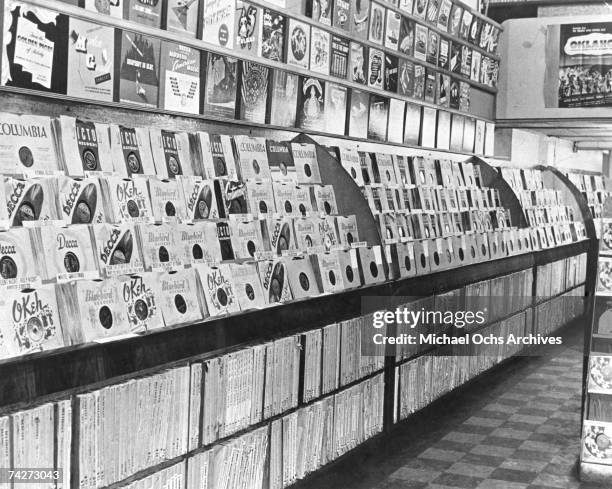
[2,0,494,140]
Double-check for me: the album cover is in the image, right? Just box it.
[92,223,144,277]
[0,228,40,287]
[413,0,427,19]
[388,99,405,144]
[148,178,186,222]
[349,42,368,84]
[84,0,122,16]
[460,45,472,77]
[2,2,69,94]
[459,81,470,111]
[350,0,370,40]
[308,0,332,25]
[414,24,428,61]
[291,142,322,184]
[384,54,398,92]
[238,61,269,124]
[437,0,451,30]
[368,2,385,45]
[149,129,194,179]
[414,64,425,99]
[297,77,326,131]
[124,0,162,27]
[166,0,199,36]
[588,355,612,394]
[308,28,330,76]
[469,16,482,45]
[368,96,389,142]
[437,73,450,107]
[324,83,348,135]
[197,132,237,178]
[58,176,106,225]
[108,125,156,177]
[438,38,449,70]
[368,48,384,89]
[330,35,350,79]
[599,257,612,296]
[177,176,220,221]
[202,0,235,48]
[426,31,439,65]
[5,177,60,227]
[582,421,612,465]
[333,0,351,31]
[119,31,160,108]
[284,256,321,299]
[260,8,285,62]
[176,221,222,264]
[348,89,369,139]
[116,273,163,332]
[384,10,400,50]
[286,19,311,69]
[230,261,266,309]
[426,0,439,24]
[234,1,259,54]
[58,116,113,176]
[424,69,436,103]
[450,41,461,73]
[66,19,114,102]
[398,17,414,56]
[159,42,200,114]
[258,258,292,303]
[398,59,414,97]
[269,70,299,127]
[460,10,472,39]
[448,4,462,35]
[0,113,59,176]
[471,50,481,82]
[0,285,63,355]
[449,77,460,109]
[203,53,238,118]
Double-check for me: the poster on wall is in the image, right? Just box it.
[556,22,612,108]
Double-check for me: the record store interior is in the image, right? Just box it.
[2,0,612,487]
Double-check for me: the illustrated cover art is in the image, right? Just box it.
[84,0,122,17]
[426,30,439,65]
[469,16,482,45]
[66,19,114,102]
[203,53,237,118]
[438,37,449,70]
[398,58,414,97]
[471,50,481,82]
[450,42,461,73]
[398,17,414,56]
[350,0,370,40]
[349,42,367,84]
[424,69,436,103]
[119,31,160,107]
[260,8,285,62]
[426,0,439,25]
[330,35,349,79]
[448,4,462,35]
[117,273,163,332]
[414,64,425,99]
[166,0,199,36]
[308,0,332,25]
[384,54,398,93]
[348,89,369,139]
[368,47,384,89]
[324,83,347,135]
[269,70,298,127]
[403,103,421,144]
[368,2,385,45]
[598,257,612,296]
[437,0,451,31]
[287,18,311,69]
[438,73,450,106]
[368,95,389,141]
[398,0,413,13]
[202,0,235,48]
[582,421,612,465]
[239,61,269,123]
[159,41,200,114]
[333,0,351,31]
[235,1,259,54]
[414,24,428,61]
[459,10,472,40]
[385,10,401,50]
[124,0,162,28]
[297,77,326,131]
[2,2,69,93]
[310,27,330,75]
[459,81,470,111]
[413,0,427,19]
[449,77,460,108]
[460,45,472,77]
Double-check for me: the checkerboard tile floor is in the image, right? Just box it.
[298,323,603,489]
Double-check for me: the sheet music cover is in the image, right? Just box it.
[124,0,162,28]
[119,31,161,108]
[166,0,199,36]
[287,18,310,69]
[159,41,200,113]
[349,41,367,85]
[310,27,330,75]
[350,0,369,40]
[260,8,285,62]
[202,0,235,48]
[398,58,414,97]
[203,53,237,118]
[398,17,414,55]
[368,47,384,89]
[330,35,349,79]
[297,77,326,131]
[235,1,259,55]
[66,19,114,102]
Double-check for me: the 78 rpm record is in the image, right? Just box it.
[259,259,292,304]
[583,421,612,464]
[9,182,44,226]
[0,228,37,283]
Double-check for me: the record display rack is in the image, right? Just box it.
[0,0,498,151]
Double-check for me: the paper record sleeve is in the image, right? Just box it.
[230,219,265,259]
[147,178,187,222]
[194,263,240,317]
[152,268,203,326]
[136,223,183,272]
[176,222,222,265]
[116,273,163,332]
[58,176,106,225]
[5,177,60,227]
[177,176,220,221]
[0,228,40,286]
[258,259,293,304]
[283,256,320,299]
[92,223,145,277]
[57,116,114,176]
[230,261,267,309]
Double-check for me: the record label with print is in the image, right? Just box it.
[246,180,276,216]
[6,177,57,227]
[58,176,106,225]
[234,135,271,181]
[230,219,264,259]
[152,268,202,326]
[102,176,152,224]
[195,263,239,316]
[118,273,163,332]
[148,177,186,222]
[93,223,144,277]
[137,222,183,272]
[259,259,292,303]
[176,221,222,265]
[0,228,39,287]
[178,177,220,221]
[266,218,295,254]
[284,256,320,299]
[291,143,322,185]
[293,217,321,251]
[230,261,266,309]
[267,140,296,183]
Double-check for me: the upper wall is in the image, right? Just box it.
[497,14,612,120]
